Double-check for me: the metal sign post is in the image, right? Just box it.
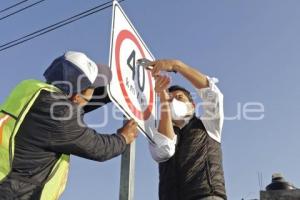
[119,141,136,200]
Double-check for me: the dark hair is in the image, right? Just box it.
[168,85,193,102]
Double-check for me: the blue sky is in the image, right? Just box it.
[1,0,300,199]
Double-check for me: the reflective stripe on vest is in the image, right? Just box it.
[0,115,11,145]
[0,79,70,200]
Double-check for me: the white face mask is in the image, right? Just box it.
[170,98,194,121]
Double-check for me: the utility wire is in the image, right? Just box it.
[0,0,46,21]
[0,0,112,49]
[0,0,30,14]
[0,0,124,52]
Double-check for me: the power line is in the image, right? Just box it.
[0,0,113,49]
[0,0,47,21]
[0,0,30,14]
[1,2,113,50]
[0,0,124,52]
[0,1,112,49]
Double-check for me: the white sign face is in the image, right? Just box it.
[108,1,156,143]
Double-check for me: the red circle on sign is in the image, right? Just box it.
[115,29,154,120]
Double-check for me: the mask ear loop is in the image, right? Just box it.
[184,100,196,119]
[192,101,196,108]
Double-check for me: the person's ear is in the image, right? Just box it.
[70,94,79,103]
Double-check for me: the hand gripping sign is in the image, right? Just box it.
[107,1,156,143]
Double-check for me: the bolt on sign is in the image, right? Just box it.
[107,1,157,143]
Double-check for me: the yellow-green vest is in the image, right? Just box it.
[0,79,70,200]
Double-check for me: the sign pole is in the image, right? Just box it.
[109,2,155,199]
[119,118,136,200]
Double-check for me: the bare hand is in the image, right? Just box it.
[117,119,138,144]
[154,75,171,101]
[155,75,171,94]
[149,59,181,76]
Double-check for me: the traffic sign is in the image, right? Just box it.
[108,1,156,143]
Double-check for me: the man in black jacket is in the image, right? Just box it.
[0,51,138,199]
[148,59,226,200]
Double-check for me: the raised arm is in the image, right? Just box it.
[148,75,177,163]
[155,75,175,140]
[47,106,138,162]
[150,60,209,89]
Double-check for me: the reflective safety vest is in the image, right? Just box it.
[0,79,70,200]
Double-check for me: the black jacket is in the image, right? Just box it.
[0,88,126,200]
[159,116,227,200]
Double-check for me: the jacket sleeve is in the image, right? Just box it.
[47,104,126,162]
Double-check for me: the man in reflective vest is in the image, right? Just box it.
[0,51,138,200]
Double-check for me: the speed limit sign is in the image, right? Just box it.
[108,1,156,142]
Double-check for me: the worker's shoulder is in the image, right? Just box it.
[32,90,80,119]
